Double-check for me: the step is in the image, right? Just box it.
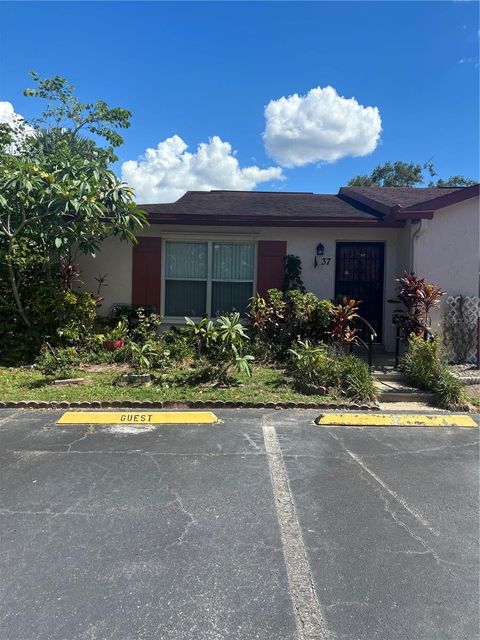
[373,369,402,382]
[374,379,434,403]
[377,390,435,403]
[353,343,387,354]
[376,401,445,412]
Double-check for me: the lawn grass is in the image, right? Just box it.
[0,364,340,405]
[464,388,480,408]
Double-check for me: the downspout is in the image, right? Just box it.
[410,219,428,272]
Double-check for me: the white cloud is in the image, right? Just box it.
[0,101,34,152]
[121,135,283,203]
[0,101,23,129]
[263,86,382,167]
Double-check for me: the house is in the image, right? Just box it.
[78,184,480,352]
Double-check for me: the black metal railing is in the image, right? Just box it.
[349,315,377,367]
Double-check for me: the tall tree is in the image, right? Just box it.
[348,160,476,188]
[0,73,146,352]
[435,175,477,187]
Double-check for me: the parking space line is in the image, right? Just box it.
[262,422,332,640]
[329,431,440,537]
[0,412,18,427]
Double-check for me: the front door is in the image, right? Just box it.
[335,242,385,341]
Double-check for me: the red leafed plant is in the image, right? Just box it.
[418,283,446,320]
[328,297,362,345]
[396,272,425,317]
[59,261,80,291]
[395,272,445,327]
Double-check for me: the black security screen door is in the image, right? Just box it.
[335,242,385,342]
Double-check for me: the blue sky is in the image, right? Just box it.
[0,1,478,202]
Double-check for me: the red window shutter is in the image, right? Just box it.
[256,240,287,298]
[132,237,162,313]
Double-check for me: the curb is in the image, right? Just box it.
[0,399,380,411]
[453,375,480,385]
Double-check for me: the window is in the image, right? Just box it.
[164,240,255,317]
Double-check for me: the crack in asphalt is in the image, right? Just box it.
[327,431,472,571]
[328,430,440,536]
[243,432,262,451]
[65,425,95,452]
[169,490,198,546]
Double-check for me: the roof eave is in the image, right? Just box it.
[400,183,480,213]
[387,210,435,222]
[337,187,392,216]
[147,214,404,228]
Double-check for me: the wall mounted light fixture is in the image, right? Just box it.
[314,243,325,267]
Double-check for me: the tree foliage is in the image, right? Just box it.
[24,71,131,162]
[0,72,146,361]
[348,160,476,188]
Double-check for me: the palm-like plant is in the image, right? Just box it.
[216,312,249,344]
[185,313,254,382]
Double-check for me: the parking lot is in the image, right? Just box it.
[0,409,478,640]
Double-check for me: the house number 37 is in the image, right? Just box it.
[320,257,331,265]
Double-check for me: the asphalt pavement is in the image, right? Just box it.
[0,409,478,640]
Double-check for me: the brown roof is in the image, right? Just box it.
[339,186,460,209]
[139,184,479,227]
[142,190,385,225]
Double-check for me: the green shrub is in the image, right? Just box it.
[284,254,305,292]
[337,355,376,402]
[286,290,333,342]
[400,335,443,390]
[247,289,287,360]
[247,288,333,362]
[400,335,466,409]
[0,289,98,364]
[55,291,98,347]
[288,340,335,386]
[109,304,157,325]
[288,339,376,401]
[79,345,118,365]
[130,307,161,344]
[129,341,158,374]
[0,315,45,364]
[35,345,80,379]
[185,313,254,382]
[434,371,465,410]
[104,320,129,341]
[110,345,132,363]
[159,328,194,363]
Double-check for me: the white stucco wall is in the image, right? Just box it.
[76,195,479,351]
[77,235,134,315]
[396,221,412,274]
[412,197,479,297]
[411,196,480,331]
[77,224,411,350]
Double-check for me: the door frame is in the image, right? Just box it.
[334,241,386,342]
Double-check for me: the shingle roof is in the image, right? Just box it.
[339,186,462,209]
[141,190,383,223]
[139,184,479,226]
